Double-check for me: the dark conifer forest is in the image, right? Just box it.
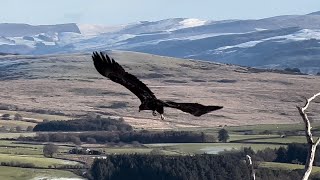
[33,116,132,132]
[90,153,304,180]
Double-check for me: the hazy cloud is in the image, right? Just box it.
[0,0,319,25]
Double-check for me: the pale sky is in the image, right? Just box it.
[0,0,319,25]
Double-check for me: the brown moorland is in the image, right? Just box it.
[0,51,319,129]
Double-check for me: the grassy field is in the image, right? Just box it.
[260,162,320,174]
[0,140,74,156]
[228,134,307,144]
[0,145,42,155]
[0,125,311,179]
[144,132,307,155]
[0,132,36,139]
[0,154,80,168]
[190,122,310,135]
[96,147,182,155]
[99,147,152,154]
[0,141,45,155]
[229,134,280,141]
[0,139,84,179]
[224,123,307,133]
[0,166,83,180]
[0,120,36,129]
[146,143,283,154]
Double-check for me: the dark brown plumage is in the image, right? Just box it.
[92,51,223,120]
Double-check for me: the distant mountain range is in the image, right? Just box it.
[1,11,320,74]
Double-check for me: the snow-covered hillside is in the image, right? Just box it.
[0,12,320,73]
[77,24,127,35]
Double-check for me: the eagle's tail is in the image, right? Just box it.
[163,101,223,117]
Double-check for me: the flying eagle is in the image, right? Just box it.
[92,52,223,120]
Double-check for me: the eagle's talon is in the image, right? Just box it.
[152,111,157,116]
[160,114,165,120]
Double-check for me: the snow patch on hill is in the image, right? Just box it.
[1,14,320,73]
[214,29,320,52]
[280,29,320,42]
[0,36,15,45]
[179,18,207,28]
[77,24,126,35]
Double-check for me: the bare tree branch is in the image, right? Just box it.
[298,92,320,180]
[245,155,255,180]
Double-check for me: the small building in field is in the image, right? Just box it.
[69,147,102,155]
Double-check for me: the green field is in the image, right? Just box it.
[176,122,308,134]
[229,134,279,141]
[260,162,320,174]
[225,123,313,133]
[0,120,36,129]
[0,139,84,179]
[146,143,283,154]
[0,145,42,155]
[0,141,44,155]
[100,147,152,154]
[0,119,312,179]
[0,132,36,139]
[229,134,307,144]
[0,166,83,180]
[0,154,80,168]
[0,140,74,156]
[97,147,182,155]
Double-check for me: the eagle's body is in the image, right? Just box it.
[92,52,223,120]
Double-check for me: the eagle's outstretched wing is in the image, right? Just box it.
[164,101,223,117]
[92,52,156,103]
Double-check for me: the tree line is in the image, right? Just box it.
[33,116,132,132]
[275,143,320,165]
[241,143,320,166]
[20,130,216,144]
[90,154,251,180]
[89,153,308,180]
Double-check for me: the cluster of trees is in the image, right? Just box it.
[43,143,58,158]
[23,108,66,116]
[90,154,251,180]
[284,67,302,74]
[1,113,23,121]
[0,113,33,132]
[21,130,216,144]
[236,143,320,166]
[275,143,320,165]
[218,129,229,142]
[1,114,11,120]
[89,153,308,180]
[69,147,102,155]
[33,116,132,132]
